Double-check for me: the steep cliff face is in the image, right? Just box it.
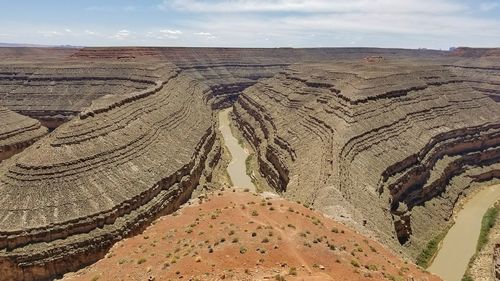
[0,64,221,281]
[0,107,47,162]
[233,62,500,256]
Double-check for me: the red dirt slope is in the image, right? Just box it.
[61,190,440,281]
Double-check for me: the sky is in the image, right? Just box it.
[0,0,499,49]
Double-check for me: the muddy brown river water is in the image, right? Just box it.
[428,184,500,281]
[219,108,256,191]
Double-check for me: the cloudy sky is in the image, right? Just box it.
[0,0,499,49]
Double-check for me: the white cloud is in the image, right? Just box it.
[6,0,498,48]
[84,30,97,35]
[37,30,63,37]
[155,0,500,48]
[144,29,183,40]
[111,29,131,39]
[160,0,465,14]
[160,29,182,35]
[194,32,216,39]
[276,13,499,36]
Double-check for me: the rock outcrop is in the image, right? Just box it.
[0,64,221,281]
[0,107,47,162]
[0,62,164,129]
[233,61,500,256]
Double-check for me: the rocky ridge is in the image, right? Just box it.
[0,63,222,280]
[0,62,167,129]
[0,107,47,162]
[233,61,500,256]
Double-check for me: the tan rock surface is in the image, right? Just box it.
[0,63,221,281]
[0,107,47,162]
[233,60,500,257]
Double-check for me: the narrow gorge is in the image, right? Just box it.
[0,47,499,280]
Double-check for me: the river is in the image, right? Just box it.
[218,108,256,192]
[428,184,500,281]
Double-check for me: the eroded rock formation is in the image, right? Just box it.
[0,47,499,280]
[0,63,222,280]
[233,61,500,255]
[0,62,166,129]
[0,107,47,162]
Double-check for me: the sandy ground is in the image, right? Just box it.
[60,190,439,281]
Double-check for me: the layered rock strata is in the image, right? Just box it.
[0,64,220,281]
[0,47,448,128]
[496,244,500,281]
[233,62,500,256]
[0,62,166,129]
[0,107,47,162]
[0,47,498,278]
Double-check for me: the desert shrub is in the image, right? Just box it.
[416,233,445,268]
[274,274,286,281]
[461,275,473,281]
[477,206,499,251]
[239,246,247,254]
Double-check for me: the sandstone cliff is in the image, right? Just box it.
[0,64,221,281]
[233,61,500,256]
[0,107,47,162]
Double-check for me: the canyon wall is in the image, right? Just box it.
[0,62,166,128]
[0,47,498,279]
[0,107,47,162]
[0,64,221,281]
[233,61,500,256]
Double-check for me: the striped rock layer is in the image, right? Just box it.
[0,107,47,162]
[233,62,500,256]
[0,64,221,280]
